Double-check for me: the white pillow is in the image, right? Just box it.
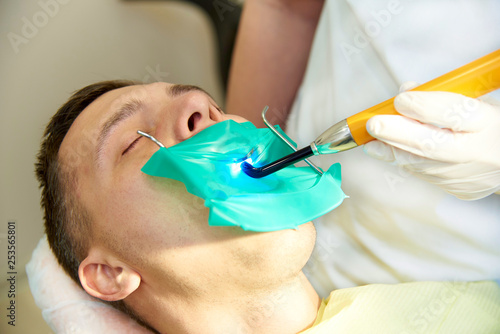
[26,236,153,334]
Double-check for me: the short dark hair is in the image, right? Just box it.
[35,79,135,282]
[35,80,159,333]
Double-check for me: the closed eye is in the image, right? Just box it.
[122,136,142,155]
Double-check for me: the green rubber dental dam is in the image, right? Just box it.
[141,120,346,232]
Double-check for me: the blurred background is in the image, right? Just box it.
[0,0,241,332]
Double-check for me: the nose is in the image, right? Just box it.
[173,92,222,141]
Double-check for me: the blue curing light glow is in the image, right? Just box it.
[230,157,254,176]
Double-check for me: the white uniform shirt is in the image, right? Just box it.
[287,0,500,297]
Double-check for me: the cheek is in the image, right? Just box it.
[99,172,210,251]
[223,114,250,124]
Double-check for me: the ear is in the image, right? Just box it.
[78,247,141,301]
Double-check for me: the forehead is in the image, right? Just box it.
[69,83,164,139]
[57,82,169,171]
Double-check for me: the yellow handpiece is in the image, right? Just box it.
[346,49,500,145]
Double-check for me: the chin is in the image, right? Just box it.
[225,222,317,289]
[264,221,317,277]
[292,222,317,265]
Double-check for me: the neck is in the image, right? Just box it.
[133,271,320,334]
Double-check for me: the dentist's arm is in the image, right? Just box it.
[226,0,324,128]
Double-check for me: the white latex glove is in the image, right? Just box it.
[363,87,500,200]
[26,236,153,334]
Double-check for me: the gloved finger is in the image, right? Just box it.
[363,139,452,180]
[406,164,500,200]
[399,81,420,93]
[388,145,490,179]
[394,91,491,132]
[367,114,470,163]
[378,145,500,200]
[363,140,395,162]
[363,140,465,179]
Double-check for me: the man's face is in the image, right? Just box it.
[59,82,316,295]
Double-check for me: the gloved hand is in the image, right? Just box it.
[363,86,500,200]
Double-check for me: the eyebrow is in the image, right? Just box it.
[170,83,211,99]
[95,98,145,166]
[94,84,211,166]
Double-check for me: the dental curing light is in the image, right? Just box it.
[242,49,500,178]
